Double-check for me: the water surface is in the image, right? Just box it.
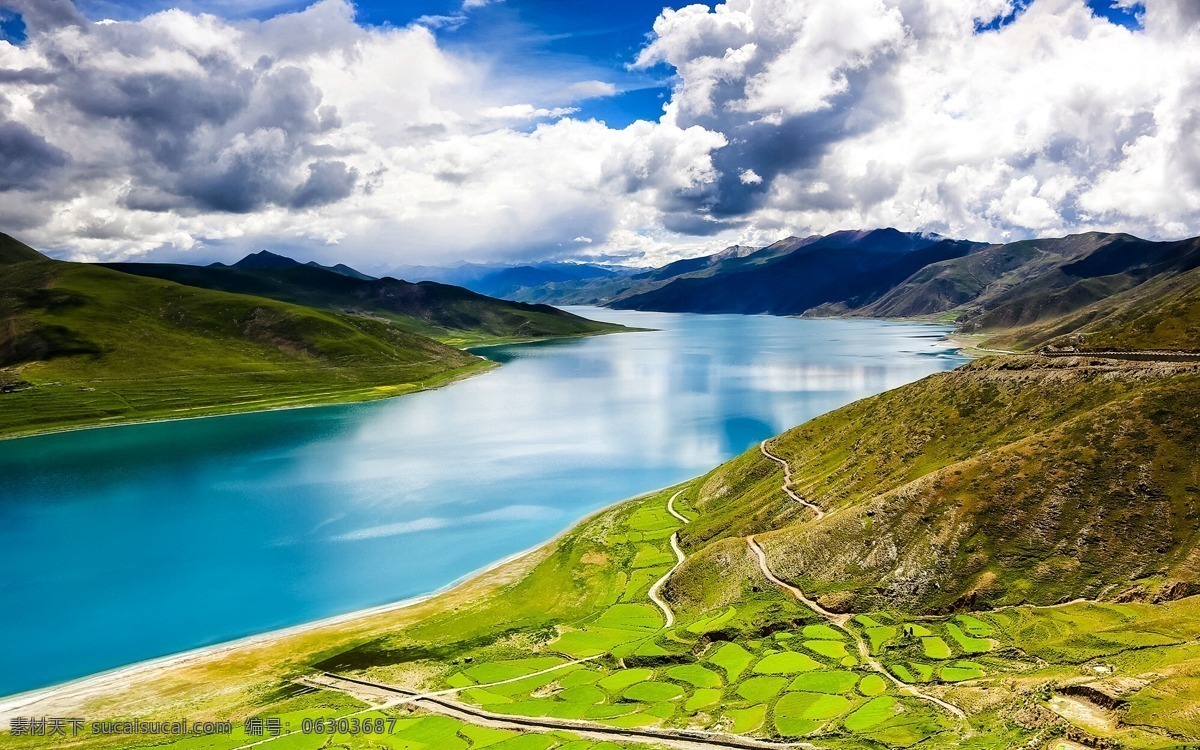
[0,309,967,695]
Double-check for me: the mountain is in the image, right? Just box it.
[466,264,618,299]
[507,229,1200,351]
[610,229,978,314]
[221,249,302,270]
[669,355,1200,616]
[209,251,377,280]
[503,230,973,311]
[0,233,44,265]
[388,261,622,300]
[103,254,626,347]
[0,235,488,438]
[305,260,376,281]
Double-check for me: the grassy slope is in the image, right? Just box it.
[863,233,1200,351]
[0,250,491,438]
[983,265,1200,351]
[670,357,1200,615]
[102,261,627,347]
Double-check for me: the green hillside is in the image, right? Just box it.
[670,356,1200,614]
[102,259,626,347]
[0,246,491,438]
[982,264,1200,352]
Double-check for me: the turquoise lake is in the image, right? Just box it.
[0,308,968,696]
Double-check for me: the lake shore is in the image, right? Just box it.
[1,312,969,706]
[0,481,681,723]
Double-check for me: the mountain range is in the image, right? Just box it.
[102,250,622,347]
[504,228,1200,351]
[386,260,626,300]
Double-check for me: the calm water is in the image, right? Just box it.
[0,309,967,696]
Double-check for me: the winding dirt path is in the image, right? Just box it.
[667,488,691,523]
[745,536,965,719]
[649,490,692,629]
[759,440,825,519]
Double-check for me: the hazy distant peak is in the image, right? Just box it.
[225,250,301,270]
[305,260,376,281]
[712,244,761,261]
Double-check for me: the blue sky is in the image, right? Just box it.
[979,0,1142,31]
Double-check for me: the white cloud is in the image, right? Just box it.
[1,0,1199,269]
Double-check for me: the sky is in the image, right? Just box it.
[0,0,1198,270]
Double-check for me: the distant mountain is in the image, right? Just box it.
[210,250,301,270]
[305,260,376,281]
[389,261,621,300]
[612,229,969,314]
[506,228,1200,351]
[468,264,618,299]
[210,251,377,281]
[104,252,625,346]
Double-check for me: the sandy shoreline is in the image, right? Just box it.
[0,481,680,722]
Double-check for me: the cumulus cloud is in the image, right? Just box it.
[633,0,1200,246]
[0,0,718,263]
[0,0,1198,267]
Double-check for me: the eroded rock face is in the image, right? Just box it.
[1153,580,1200,603]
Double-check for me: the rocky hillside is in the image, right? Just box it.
[665,356,1200,615]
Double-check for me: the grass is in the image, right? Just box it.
[938,662,984,682]
[726,704,766,733]
[664,664,722,688]
[804,640,849,659]
[865,626,899,654]
[708,643,755,681]
[595,669,652,693]
[752,651,822,674]
[736,676,788,702]
[622,681,683,702]
[684,688,722,712]
[1,478,1195,750]
[857,674,888,696]
[787,671,859,694]
[844,696,897,731]
[945,623,991,654]
[888,664,916,683]
[101,257,628,349]
[0,257,495,439]
[774,691,855,735]
[802,624,845,640]
[920,637,953,660]
[674,356,1200,613]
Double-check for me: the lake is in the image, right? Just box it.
[0,309,968,696]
